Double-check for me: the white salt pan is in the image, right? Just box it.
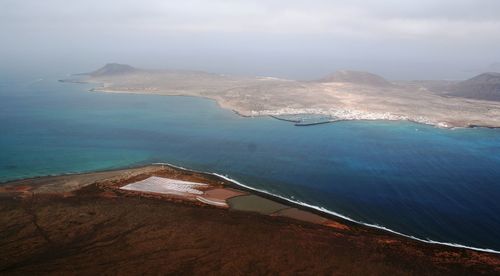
[120,176,207,196]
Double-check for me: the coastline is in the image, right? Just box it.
[156,162,500,254]
[95,86,500,129]
[1,163,499,274]
[60,79,500,129]
[90,86,453,128]
[3,162,500,255]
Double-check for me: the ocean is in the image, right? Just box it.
[1,73,500,252]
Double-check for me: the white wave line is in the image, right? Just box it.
[153,162,500,254]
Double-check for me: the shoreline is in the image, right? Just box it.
[3,162,500,254]
[2,163,499,274]
[156,162,500,254]
[59,79,500,129]
[89,87,500,130]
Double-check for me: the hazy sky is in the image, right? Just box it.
[1,0,500,79]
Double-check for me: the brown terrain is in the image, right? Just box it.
[1,164,499,275]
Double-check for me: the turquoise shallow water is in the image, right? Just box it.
[1,74,500,251]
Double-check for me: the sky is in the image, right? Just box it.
[1,0,500,80]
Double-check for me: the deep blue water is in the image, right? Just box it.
[1,74,500,251]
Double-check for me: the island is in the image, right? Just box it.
[60,63,500,128]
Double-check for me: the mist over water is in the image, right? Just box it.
[2,1,500,80]
[0,36,496,81]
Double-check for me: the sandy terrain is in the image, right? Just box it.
[1,166,162,194]
[1,164,499,275]
[61,64,500,128]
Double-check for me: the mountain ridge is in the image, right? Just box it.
[317,70,393,87]
[87,63,139,77]
[448,72,500,101]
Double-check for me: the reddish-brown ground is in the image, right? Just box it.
[202,188,247,201]
[0,166,499,275]
[272,208,328,224]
